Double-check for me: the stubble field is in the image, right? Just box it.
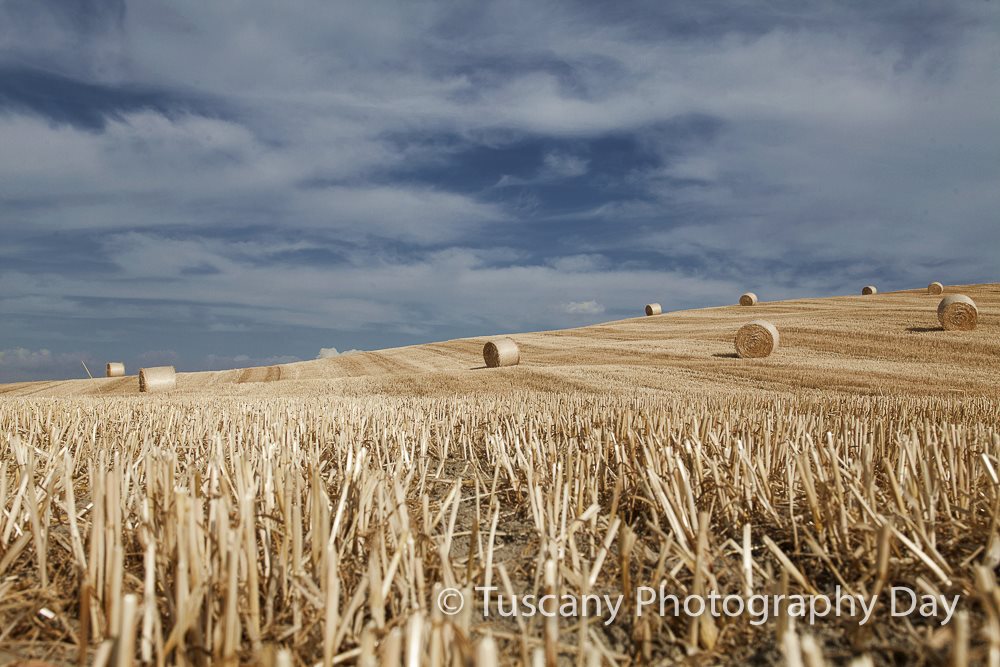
[1,284,998,666]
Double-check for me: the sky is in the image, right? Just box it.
[1,1,999,382]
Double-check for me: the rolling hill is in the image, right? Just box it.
[3,283,998,399]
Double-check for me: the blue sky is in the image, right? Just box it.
[1,1,998,382]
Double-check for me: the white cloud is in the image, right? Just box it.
[0,347,63,367]
[542,152,589,178]
[548,254,610,273]
[0,111,503,243]
[497,151,589,187]
[0,347,95,383]
[561,300,605,315]
[291,186,507,243]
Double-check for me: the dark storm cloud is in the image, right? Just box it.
[1,0,998,381]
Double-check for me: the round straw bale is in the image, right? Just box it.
[735,320,780,358]
[644,303,662,316]
[927,281,944,295]
[739,292,758,306]
[483,338,520,368]
[139,366,176,393]
[861,285,877,295]
[105,362,125,378]
[937,294,978,331]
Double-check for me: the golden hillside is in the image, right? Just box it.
[3,283,998,398]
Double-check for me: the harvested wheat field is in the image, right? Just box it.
[1,284,999,666]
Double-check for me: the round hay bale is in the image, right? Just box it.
[644,303,662,316]
[735,320,780,359]
[927,281,944,295]
[106,362,125,378]
[483,338,520,368]
[937,294,978,331]
[739,292,758,306]
[139,366,176,393]
[862,285,877,295]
